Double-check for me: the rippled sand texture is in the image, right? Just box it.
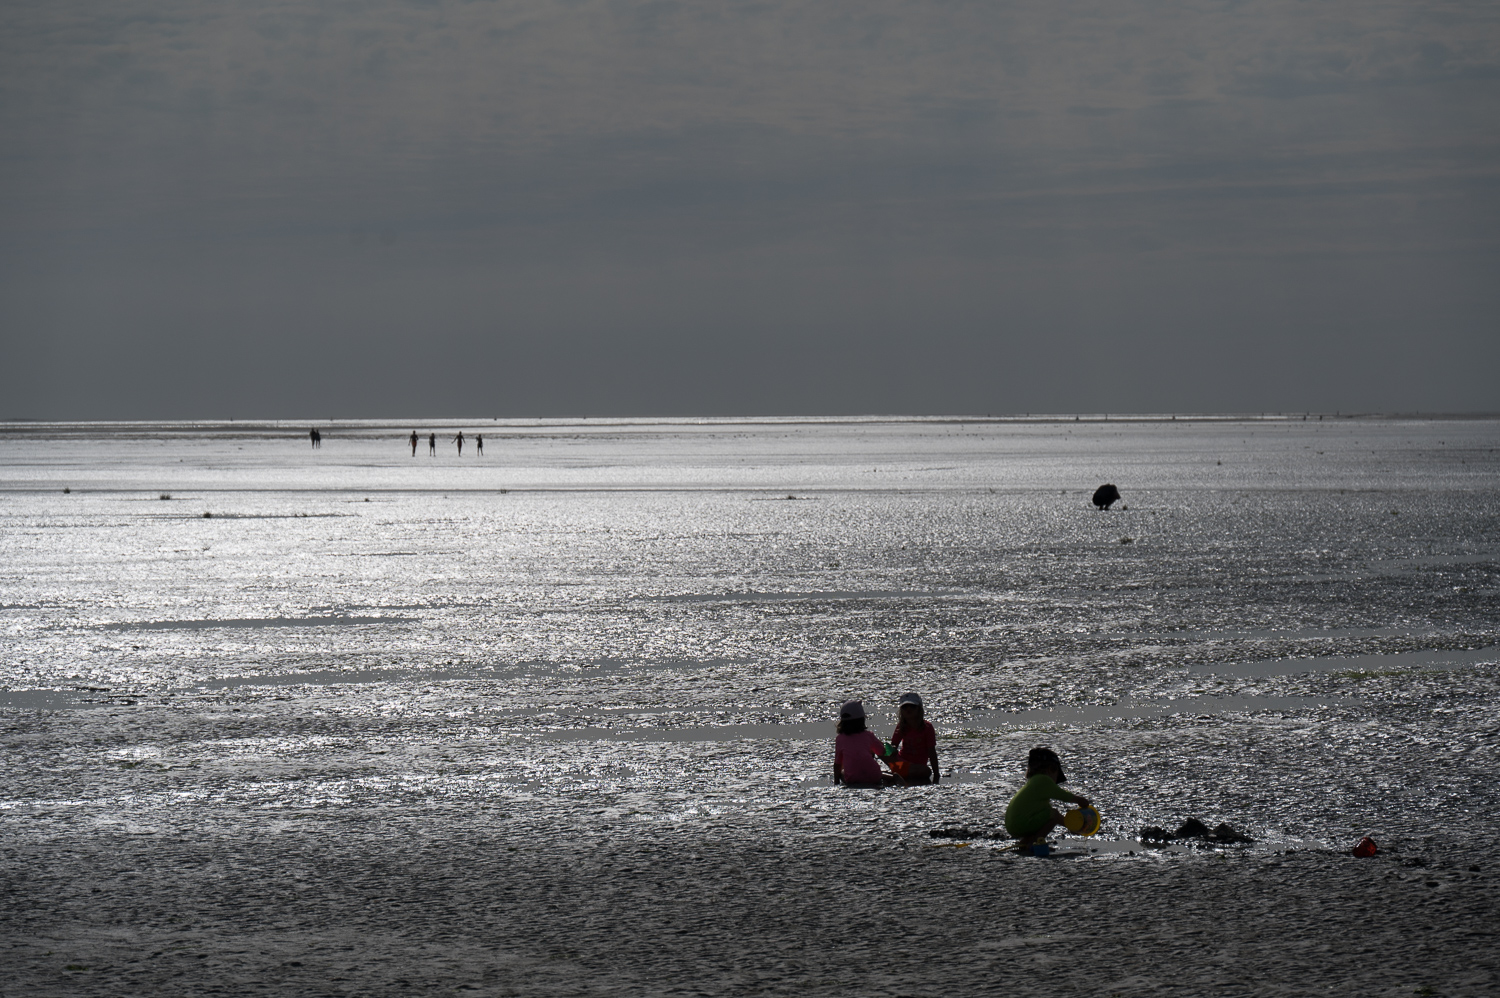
[2,416,1498,996]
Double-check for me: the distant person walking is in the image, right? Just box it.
[428,433,436,456]
[455,431,465,456]
[309,428,321,449]
[475,434,484,456]
[410,431,418,456]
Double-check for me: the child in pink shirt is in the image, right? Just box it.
[833,700,888,788]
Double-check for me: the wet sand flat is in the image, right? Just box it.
[1,416,1497,995]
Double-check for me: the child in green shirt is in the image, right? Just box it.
[1004,746,1092,846]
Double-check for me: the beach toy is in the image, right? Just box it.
[1351,836,1378,858]
[1062,804,1102,837]
[1027,842,1051,857]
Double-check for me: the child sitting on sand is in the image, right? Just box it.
[833,700,892,788]
[1005,746,1092,846]
[888,692,941,785]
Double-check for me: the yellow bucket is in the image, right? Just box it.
[1062,804,1102,837]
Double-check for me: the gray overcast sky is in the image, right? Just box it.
[2,0,1497,418]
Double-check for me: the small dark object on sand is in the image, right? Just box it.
[1139,818,1253,846]
[203,511,213,519]
[1092,484,1121,509]
[1208,822,1253,844]
[1352,836,1378,857]
[63,487,71,494]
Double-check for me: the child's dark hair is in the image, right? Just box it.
[1026,746,1066,784]
[838,716,867,736]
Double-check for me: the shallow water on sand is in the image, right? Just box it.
[2,416,1498,995]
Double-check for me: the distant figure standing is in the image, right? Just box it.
[309,428,321,448]
[455,431,465,456]
[1092,484,1121,510]
[428,432,436,456]
[475,434,483,456]
[409,431,418,456]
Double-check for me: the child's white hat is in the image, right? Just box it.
[840,699,865,720]
[897,692,923,709]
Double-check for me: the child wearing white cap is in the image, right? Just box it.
[833,700,889,788]
[888,692,941,785]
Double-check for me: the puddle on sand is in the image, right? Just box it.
[201,655,745,686]
[1378,553,1497,568]
[540,720,846,743]
[651,589,963,603]
[963,695,1358,728]
[0,658,762,710]
[1192,645,1499,678]
[1105,626,1414,642]
[95,615,410,631]
[0,690,98,711]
